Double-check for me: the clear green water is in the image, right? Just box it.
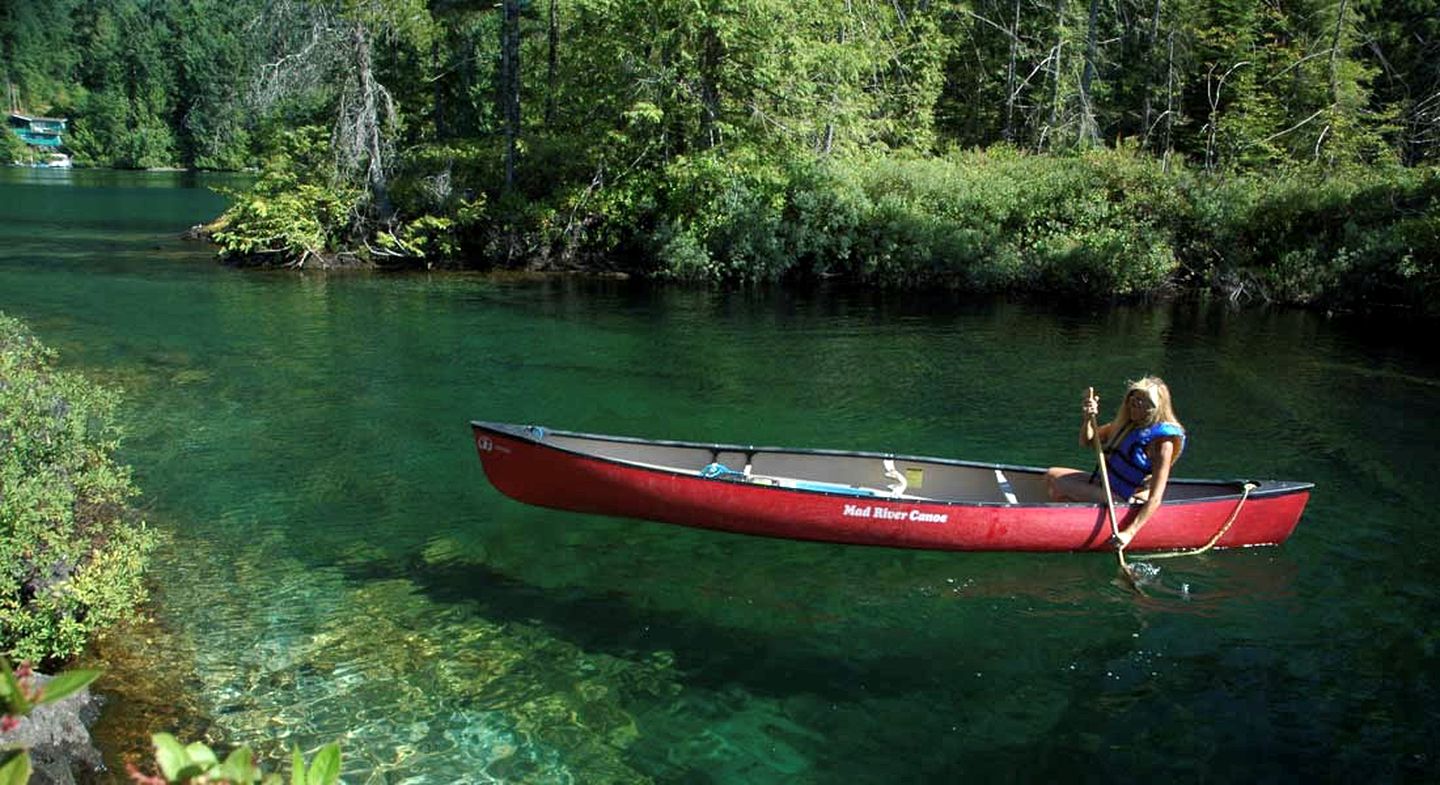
[3,168,1439,783]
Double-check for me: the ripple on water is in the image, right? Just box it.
[131,529,669,783]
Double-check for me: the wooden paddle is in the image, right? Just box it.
[1086,386,1130,574]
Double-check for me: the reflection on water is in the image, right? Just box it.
[3,169,1440,783]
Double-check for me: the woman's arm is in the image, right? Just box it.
[1117,437,1178,545]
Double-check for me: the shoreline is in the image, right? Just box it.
[174,232,1439,321]
[78,592,213,781]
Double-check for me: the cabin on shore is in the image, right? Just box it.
[7,112,67,148]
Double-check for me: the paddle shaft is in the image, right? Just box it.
[1086,387,1128,568]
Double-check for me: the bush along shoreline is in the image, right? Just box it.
[0,311,154,781]
[207,143,1440,317]
[0,313,155,666]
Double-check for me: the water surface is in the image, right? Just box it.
[2,168,1438,783]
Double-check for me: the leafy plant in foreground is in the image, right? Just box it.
[129,734,342,785]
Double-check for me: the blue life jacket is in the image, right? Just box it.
[1103,422,1185,499]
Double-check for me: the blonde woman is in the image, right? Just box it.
[1045,377,1186,546]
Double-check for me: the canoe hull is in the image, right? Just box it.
[471,423,1310,552]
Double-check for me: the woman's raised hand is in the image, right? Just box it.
[1082,387,1100,420]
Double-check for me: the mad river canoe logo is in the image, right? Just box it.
[843,503,949,524]
[474,435,511,454]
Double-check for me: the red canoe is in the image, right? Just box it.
[471,422,1311,552]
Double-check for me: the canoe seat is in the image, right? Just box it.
[883,459,907,496]
[995,469,1018,504]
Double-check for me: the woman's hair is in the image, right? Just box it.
[1106,376,1185,454]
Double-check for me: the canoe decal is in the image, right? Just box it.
[843,504,949,524]
[475,434,511,454]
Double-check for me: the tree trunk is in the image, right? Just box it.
[432,36,446,138]
[1046,0,1067,148]
[1140,0,1162,148]
[1327,0,1350,106]
[546,0,558,128]
[820,20,846,155]
[698,22,722,149]
[1004,0,1019,142]
[1320,0,1350,160]
[500,0,521,189]
[1161,29,1176,168]
[1078,0,1100,144]
[351,22,392,222]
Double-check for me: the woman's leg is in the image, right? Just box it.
[1045,467,1112,503]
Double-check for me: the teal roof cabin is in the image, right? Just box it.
[8,113,67,148]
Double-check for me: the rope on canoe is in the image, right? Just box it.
[1145,481,1258,560]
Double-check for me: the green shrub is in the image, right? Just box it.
[0,313,156,663]
[393,140,499,215]
[650,149,795,282]
[213,177,358,265]
[255,125,1436,312]
[824,147,1180,292]
[213,127,361,266]
[1191,165,1440,312]
[0,132,31,166]
[627,145,1186,291]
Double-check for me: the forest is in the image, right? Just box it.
[3,0,1438,310]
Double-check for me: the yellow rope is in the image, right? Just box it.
[1142,482,1258,560]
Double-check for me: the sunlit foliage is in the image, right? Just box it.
[0,314,156,663]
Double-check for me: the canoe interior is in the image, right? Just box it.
[535,428,1268,505]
